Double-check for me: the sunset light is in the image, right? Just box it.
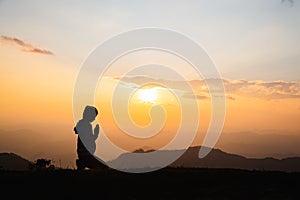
[137,88,158,103]
[0,1,300,196]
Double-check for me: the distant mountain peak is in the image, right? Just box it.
[0,152,32,171]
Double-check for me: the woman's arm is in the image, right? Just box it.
[93,124,99,140]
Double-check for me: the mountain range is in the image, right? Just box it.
[1,146,300,172]
[108,146,300,172]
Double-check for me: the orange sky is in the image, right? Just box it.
[0,46,299,167]
[1,0,300,168]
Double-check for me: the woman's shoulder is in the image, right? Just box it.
[76,119,92,128]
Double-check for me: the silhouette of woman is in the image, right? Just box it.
[74,105,107,170]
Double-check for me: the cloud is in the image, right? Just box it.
[224,80,300,100]
[281,0,294,6]
[227,96,236,101]
[182,94,235,101]
[113,76,300,100]
[181,92,208,100]
[1,35,54,55]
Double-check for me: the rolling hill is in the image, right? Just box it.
[0,152,32,171]
[108,146,300,172]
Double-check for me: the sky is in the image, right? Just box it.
[0,0,299,168]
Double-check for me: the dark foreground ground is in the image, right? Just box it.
[1,168,299,199]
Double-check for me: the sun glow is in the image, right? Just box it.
[138,88,158,103]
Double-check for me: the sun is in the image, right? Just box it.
[138,88,158,103]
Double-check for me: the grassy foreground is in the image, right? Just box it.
[1,168,299,199]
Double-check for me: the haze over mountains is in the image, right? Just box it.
[0,128,76,168]
[1,128,299,169]
[1,145,300,172]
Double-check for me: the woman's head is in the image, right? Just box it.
[83,105,98,122]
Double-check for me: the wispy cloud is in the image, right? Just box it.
[226,96,236,101]
[114,76,300,100]
[1,35,54,55]
[181,79,300,100]
[181,92,208,100]
[224,80,300,100]
[182,92,236,101]
[281,0,294,6]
